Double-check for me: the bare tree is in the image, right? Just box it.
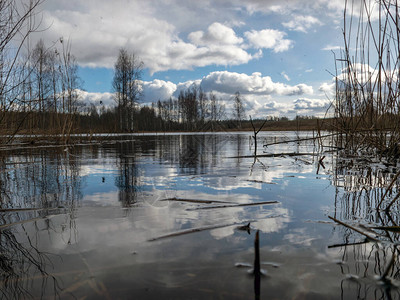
[0,0,43,140]
[112,48,143,132]
[57,38,81,138]
[31,39,55,129]
[178,85,199,131]
[198,86,208,124]
[209,91,225,130]
[233,91,245,128]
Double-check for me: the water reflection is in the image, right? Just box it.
[330,151,400,299]
[0,132,379,298]
[115,141,141,207]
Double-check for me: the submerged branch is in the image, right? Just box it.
[0,215,59,231]
[254,230,261,276]
[263,133,338,148]
[148,221,253,242]
[0,207,65,213]
[372,226,400,233]
[188,200,279,211]
[328,216,379,242]
[328,239,369,248]
[228,153,317,159]
[159,197,231,204]
[378,170,400,210]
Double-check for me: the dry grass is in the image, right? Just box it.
[334,0,400,158]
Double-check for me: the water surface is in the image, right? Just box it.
[1,131,399,299]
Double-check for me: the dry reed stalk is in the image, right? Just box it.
[336,0,400,157]
[377,169,400,209]
[328,215,379,241]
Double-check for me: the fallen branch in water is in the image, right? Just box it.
[148,221,253,241]
[0,207,66,213]
[0,207,42,212]
[371,226,400,232]
[159,197,231,204]
[188,200,279,211]
[377,170,400,210]
[254,230,261,300]
[381,252,397,281]
[250,115,268,156]
[263,133,338,148]
[328,239,369,248]
[0,215,59,231]
[328,216,379,242]
[228,153,317,159]
[246,180,276,184]
[385,191,400,213]
[254,230,261,275]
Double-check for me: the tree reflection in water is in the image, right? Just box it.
[115,141,141,207]
[331,155,400,299]
[3,133,393,298]
[0,147,80,298]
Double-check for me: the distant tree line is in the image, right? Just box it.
[0,0,326,143]
[0,0,86,142]
[77,84,228,132]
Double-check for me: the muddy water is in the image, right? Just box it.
[0,131,399,299]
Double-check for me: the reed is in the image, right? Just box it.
[335,0,400,158]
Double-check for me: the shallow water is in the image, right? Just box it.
[1,131,400,299]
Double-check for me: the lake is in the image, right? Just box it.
[1,131,399,299]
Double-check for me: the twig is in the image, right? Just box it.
[378,170,400,210]
[372,226,400,232]
[385,191,400,212]
[263,133,337,148]
[0,215,59,231]
[0,207,64,213]
[159,197,231,204]
[148,221,252,242]
[254,230,261,300]
[328,239,369,248]
[254,230,261,275]
[228,152,317,159]
[250,116,268,156]
[328,216,379,242]
[188,200,279,211]
[381,252,397,280]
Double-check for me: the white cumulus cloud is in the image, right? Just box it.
[292,98,332,116]
[282,15,322,32]
[319,82,335,96]
[142,80,177,102]
[189,22,243,46]
[78,90,115,108]
[200,71,312,96]
[245,29,294,52]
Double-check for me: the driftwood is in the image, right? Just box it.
[246,180,276,184]
[0,207,65,213]
[377,170,400,210]
[328,239,369,248]
[159,197,231,204]
[372,226,400,232]
[328,216,379,242]
[188,200,279,211]
[0,215,59,231]
[254,230,261,300]
[250,116,268,156]
[148,221,253,242]
[263,133,337,148]
[228,152,317,159]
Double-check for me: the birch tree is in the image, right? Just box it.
[112,49,143,132]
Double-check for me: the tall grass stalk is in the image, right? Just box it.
[336,0,400,158]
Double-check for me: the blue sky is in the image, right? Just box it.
[34,0,348,118]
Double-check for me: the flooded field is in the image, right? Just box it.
[1,131,400,299]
